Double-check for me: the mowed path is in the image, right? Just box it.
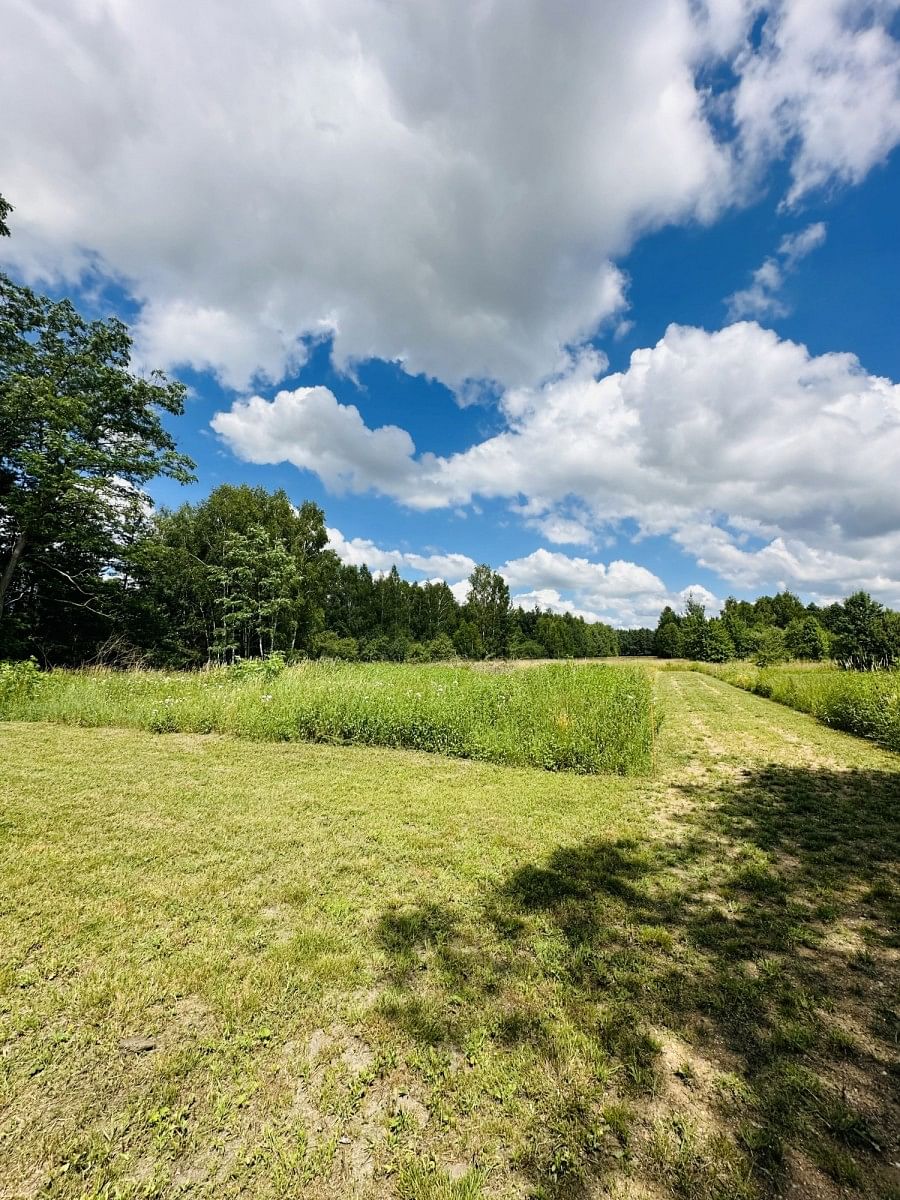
[1,672,898,1200]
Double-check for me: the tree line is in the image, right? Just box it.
[619,592,900,671]
[0,478,620,666]
[2,191,899,671]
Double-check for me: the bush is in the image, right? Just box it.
[227,651,287,681]
[312,632,359,661]
[360,635,392,662]
[509,637,547,660]
[704,619,734,662]
[426,632,457,661]
[784,616,829,661]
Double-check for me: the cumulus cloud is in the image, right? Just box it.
[733,0,900,205]
[211,387,418,494]
[327,526,475,582]
[2,2,898,391]
[726,220,826,319]
[217,322,900,603]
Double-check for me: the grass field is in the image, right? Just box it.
[0,661,654,776]
[1,670,899,1199]
[689,661,900,751]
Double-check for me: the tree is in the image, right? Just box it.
[768,590,806,628]
[831,591,899,669]
[465,564,510,658]
[680,597,709,661]
[453,619,483,659]
[784,615,829,661]
[1,262,194,638]
[720,597,757,657]
[654,619,683,659]
[705,618,735,662]
[141,485,332,663]
[751,626,786,667]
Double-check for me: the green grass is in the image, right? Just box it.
[0,659,655,775]
[1,671,898,1198]
[689,660,900,751]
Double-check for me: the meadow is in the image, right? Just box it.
[0,659,655,776]
[2,667,899,1199]
[689,661,900,751]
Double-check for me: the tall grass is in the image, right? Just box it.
[691,661,900,751]
[0,660,655,775]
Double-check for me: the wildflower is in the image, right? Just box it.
[261,694,273,703]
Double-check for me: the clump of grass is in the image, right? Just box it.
[648,1117,757,1200]
[0,659,655,775]
[691,662,900,751]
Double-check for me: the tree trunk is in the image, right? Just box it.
[0,530,27,619]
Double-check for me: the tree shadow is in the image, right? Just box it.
[373,765,900,1198]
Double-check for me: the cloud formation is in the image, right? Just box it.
[2,2,898,392]
[216,322,900,604]
[726,221,826,319]
[326,527,476,582]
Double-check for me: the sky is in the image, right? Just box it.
[2,0,900,627]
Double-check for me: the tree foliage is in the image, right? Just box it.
[0,195,194,657]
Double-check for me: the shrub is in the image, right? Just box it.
[312,631,359,661]
[784,616,830,661]
[705,619,735,662]
[426,632,457,661]
[360,635,392,662]
[228,651,287,681]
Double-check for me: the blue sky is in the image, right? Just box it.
[2,1,900,625]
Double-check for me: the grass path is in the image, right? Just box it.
[1,673,898,1199]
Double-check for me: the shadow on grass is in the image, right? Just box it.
[374,766,900,1199]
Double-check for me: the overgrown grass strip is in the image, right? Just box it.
[0,660,656,775]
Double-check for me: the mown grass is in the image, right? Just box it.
[0,660,655,775]
[1,671,898,1199]
[689,660,900,751]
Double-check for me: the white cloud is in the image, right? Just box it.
[726,220,826,318]
[732,0,900,205]
[499,549,667,598]
[2,3,897,392]
[501,550,718,627]
[327,526,475,582]
[221,322,900,605]
[677,584,722,614]
[510,590,603,622]
[211,387,418,494]
[778,221,827,267]
[525,514,597,547]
